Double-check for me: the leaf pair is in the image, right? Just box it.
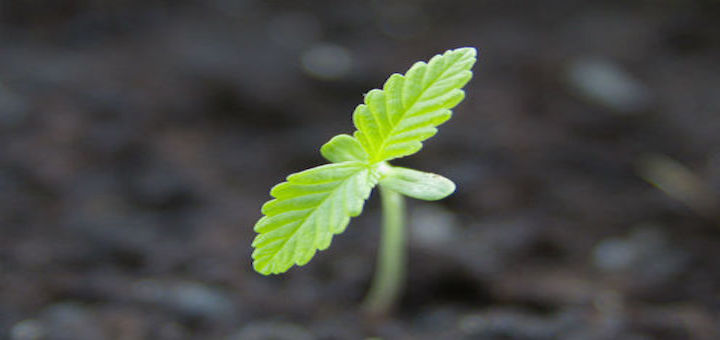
[252,47,477,275]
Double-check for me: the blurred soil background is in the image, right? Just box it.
[1,0,720,339]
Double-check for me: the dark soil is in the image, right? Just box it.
[1,1,719,339]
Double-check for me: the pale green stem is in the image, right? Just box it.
[362,184,406,316]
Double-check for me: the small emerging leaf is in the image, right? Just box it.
[321,134,369,163]
[379,166,456,201]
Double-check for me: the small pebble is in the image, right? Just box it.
[17,303,107,340]
[132,280,236,322]
[410,205,459,249]
[301,43,353,80]
[10,319,45,340]
[458,308,577,339]
[568,58,651,113]
[593,225,688,282]
[228,321,314,340]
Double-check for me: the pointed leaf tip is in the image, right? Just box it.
[352,47,477,162]
[453,47,477,57]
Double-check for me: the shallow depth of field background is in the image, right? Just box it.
[1,1,719,339]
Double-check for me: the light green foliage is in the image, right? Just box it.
[252,47,476,275]
[252,162,378,274]
[353,47,476,162]
[377,165,456,201]
[321,134,368,163]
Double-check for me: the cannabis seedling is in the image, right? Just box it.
[251,47,477,314]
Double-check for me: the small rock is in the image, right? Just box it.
[593,225,689,281]
[593,237,643,272]
[458,308,579,339]
[410,205,459,249]
[568,58,652,113]
[132,280,236,322]
[413,306,459,333]
[14,303,106,340]
[300,43,353,80]
[10,319,44,340]
[228,321,314,340]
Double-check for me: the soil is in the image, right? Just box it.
[1,1,719,339]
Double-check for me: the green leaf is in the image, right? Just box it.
[251,47,477,276]
[379,165,456,201]
[252,161,378,274]
[352,47,476,163]
[321,134,369,163]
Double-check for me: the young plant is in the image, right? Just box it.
[251,47,477,314]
